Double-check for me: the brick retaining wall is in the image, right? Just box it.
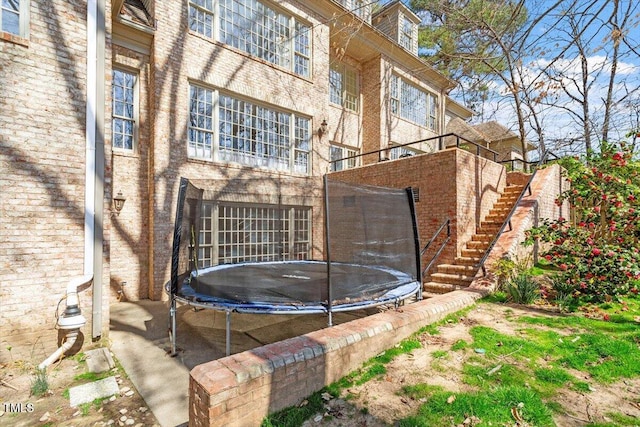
[189,290,486,426]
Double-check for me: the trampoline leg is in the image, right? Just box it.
[225,310,231,357]
[169,297,177,356]
[328,310,333,327]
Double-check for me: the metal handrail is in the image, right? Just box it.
[479,150,559,275]
[330,133,501,167]
[421,219,450,277]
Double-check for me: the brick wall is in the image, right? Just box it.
[484,164,569,268]
[147,1,332,299]
[189,290,485,426]
[329,148,506,278]
[0,0,112,362]
[110,45,151,301]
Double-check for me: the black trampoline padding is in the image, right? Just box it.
[174,261,420,313]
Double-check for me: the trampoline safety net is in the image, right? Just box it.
[169,176,421,310]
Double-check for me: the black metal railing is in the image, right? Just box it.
[421,218,450,278]
[498,151,560,173]
[479,150,560,275]
[329,133,501,168]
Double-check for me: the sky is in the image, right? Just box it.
[455,0,640,155]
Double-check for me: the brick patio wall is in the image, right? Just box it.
[329,148,506,277]
[189,289,485,427]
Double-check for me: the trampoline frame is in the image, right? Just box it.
[167,176,423,357]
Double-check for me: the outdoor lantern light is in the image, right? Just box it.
[113,191,126,215]
[318,119,328,137]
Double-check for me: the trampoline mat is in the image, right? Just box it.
[180,261,414,307]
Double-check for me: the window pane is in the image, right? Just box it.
[188,85,214,159]
[201,204,310,266]
[218,0,309,77]
[112,70,137,151]
[218,93,307,174]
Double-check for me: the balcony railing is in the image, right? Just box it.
[329,133,500,168]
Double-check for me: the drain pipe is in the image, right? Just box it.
[39,275,93,369]
[85,0,106,340]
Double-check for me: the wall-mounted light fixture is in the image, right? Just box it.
[318,119,328,137]
[113,191,126,215]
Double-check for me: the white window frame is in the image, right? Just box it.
[399,15,413,51]
[329,63,359,112]
[330,144,359,172]
[336,0,371,22]
[390,74,439,131]
[188,84,311,175]
[112,68,138,152]
[390,145,420,160]
[1,0,29,39]
[188,0,311,78]
[198,202,311,267]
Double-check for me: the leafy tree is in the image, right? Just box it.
[525,141,640,302]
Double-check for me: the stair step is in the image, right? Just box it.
[436,264,478,275]
[485,214,507,222]
[471,234,493,243]
[423,281,470,294]
[455,256,481,266]
[479,221,503,231]
[467,240,489,250]
[430,272,475,286]
[461,248,485,258]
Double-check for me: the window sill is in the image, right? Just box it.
[0,31,29,47]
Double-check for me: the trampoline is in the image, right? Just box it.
[167,176,422,356]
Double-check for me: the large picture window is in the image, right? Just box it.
[112,69,137,151]
[188,84,311,175]
[329,63,359,112]
[188,0,310,78]
[390,75,438,131]
[198,203,311,267]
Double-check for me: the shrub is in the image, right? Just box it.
[505,273,540,304]
[525,141,640,303]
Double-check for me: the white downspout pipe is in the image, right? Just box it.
[86,0,106,340]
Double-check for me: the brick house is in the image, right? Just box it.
[1,0,550,363]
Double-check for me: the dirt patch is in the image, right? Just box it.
[302,303,640,426]
[0,351,160,426]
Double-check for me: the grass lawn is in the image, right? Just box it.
[262,293,640,427]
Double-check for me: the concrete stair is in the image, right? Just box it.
[423,183,526,295]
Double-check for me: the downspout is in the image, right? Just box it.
[85,0,106,341]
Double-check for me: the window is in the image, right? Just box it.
[390,75,438,131]
[188,84,311,174]
[399,15,413,51]
[188,0,214,38]
[330,145,359,171]
[112,69,137,151]
[329,63,359,112]
[390,146,419,160]
[189,0,310,77]
[198,203,311,267]
[336,0,371,22]
[1,0,28,38]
